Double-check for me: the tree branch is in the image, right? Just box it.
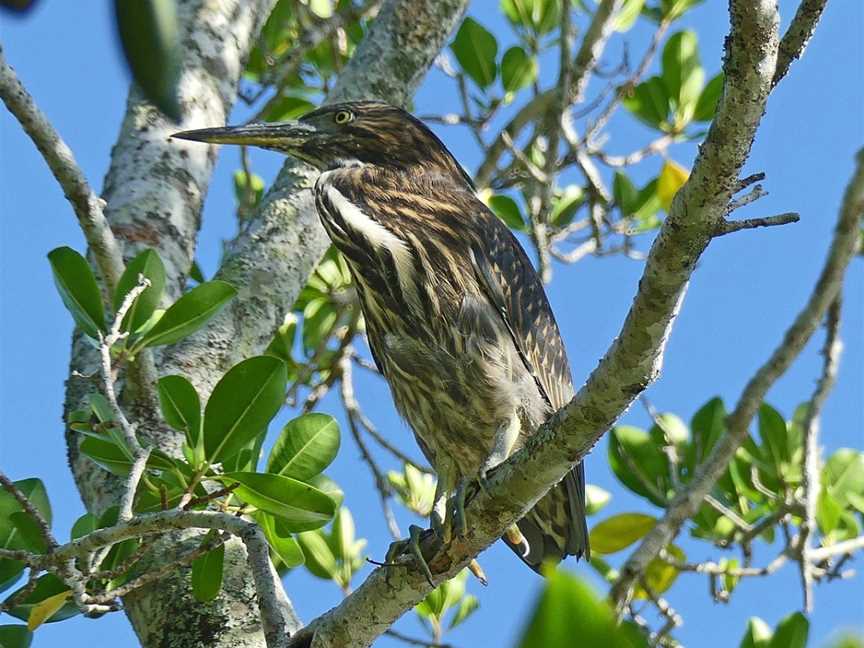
[799,295,843,611]
[612,148,864,609]
[773,0,828,87]
[0,46,125,293]
[715,212,800,236]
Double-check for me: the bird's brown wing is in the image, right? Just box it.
[468,201,590,567]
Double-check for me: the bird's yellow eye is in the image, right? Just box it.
[334,110,353,125]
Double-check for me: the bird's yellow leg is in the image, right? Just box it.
[479,416,521,490]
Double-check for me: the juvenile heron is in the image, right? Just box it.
[173,101,589,578]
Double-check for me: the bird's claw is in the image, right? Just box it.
[385,524,439,586]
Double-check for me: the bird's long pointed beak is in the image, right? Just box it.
[171,121,316,147]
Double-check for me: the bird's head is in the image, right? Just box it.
[172,100,473,187]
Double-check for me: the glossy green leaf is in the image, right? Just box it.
[759,403,790,474]
[113,248,166,333]
[549,186,584,227]
[114,0,182,121]
[4,574,78,625]
[449,593,479,629]
[0,479,51,555]
[307,475,344,508]
[608,426,669,506]
[501,0,560,35]
[823,448,864,508]
[661,30,704,125]
[79,436,175,477]
[661,0,705,21]
[740,617,773,648]
[501,46,537,93]
[450,17,498,88]
[297,530,338,580]
[47,247,106,338]
[488,194,527,231]
[256,513,304,569]
[27,590,70,631]
[140,280,236,348]
[634,544,684,599]
[158,375,202,450]
[0,625,32,648]
[191,543,224,603]
[221,472,335,532]
[203,355,287,463]
[302,298,338,353]
[589,513,655,554]
[9,513,46,554]
[615,0,645,31]
[770,612,808,648]
[517,569,646,648]
[622,76,670,131]
[687,397,726,471]
[265,313,298,364]
[267,413,340,480]
[613,172,639,215]
[70,513,98,541]
[693,72,724,122]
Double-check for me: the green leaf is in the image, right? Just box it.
[623,76,671,131]
[233,170,265,210]
[221,472,335,532]
[27,590,70,631]
[488,195,527,231]
[634,544,684,598]
[661,30,704,126]
[113,249,166,333]
[613,172,639,215]
[70,513,98,541]
[661,0,705,21]
[449,593,479,629]
[4,574,78,625]
[585,485,611,516]
[450,17,498,88]
[589,513,655,554]
[615,0,645,31]
[307,475,344,508]
[501,0,560,35]
[687,397,726,471]
[302,298,338,353]
[501,46,537,93]
[47,247,106,338]
[262,96,316,122]
[79,436,176,477]
[823,448,864,508]
[759,404,790,475]
[188,259,206,283]
[740,617,773,648]
[9,513,46,554]
[517,569,645,648]
[256,512,304,569]
[267,413,340,480]
[549,186,584,227]
[693,72,724,122]
[203,355,287,463]
[265,313,298,364]
[158,375,202,451]
[191,543,224,602]
[608,426,669,506]
[0,625,32,648]
[140,280,237,348]
[770,612,808,648]
[114,0,182,121]
[297,530,338,580]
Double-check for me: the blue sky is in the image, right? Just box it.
[1,1,861,647]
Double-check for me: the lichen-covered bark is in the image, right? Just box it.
[63,2,289,646]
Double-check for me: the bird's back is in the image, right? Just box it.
[315,164,589,570]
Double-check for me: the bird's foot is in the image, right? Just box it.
[385,524,440,586]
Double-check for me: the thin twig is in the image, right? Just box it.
[798,295,843,611]
[0,46,124,292]
[715,212,800,236]
[773,0,828,87]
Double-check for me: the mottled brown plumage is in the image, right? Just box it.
[173,101,589,572]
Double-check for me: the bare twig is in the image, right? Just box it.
[726,184,768,212]
[809,535,864,562]
[0,47,124,292]
[798,295,843,611]
[339,355,402,540]
[715,212,800,236]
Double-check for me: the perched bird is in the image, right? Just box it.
[173,101,589,575]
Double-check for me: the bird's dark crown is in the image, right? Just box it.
[173,100,474,188]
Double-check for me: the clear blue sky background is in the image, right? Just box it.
[1,1,862,647]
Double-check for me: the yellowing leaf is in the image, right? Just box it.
[589,513,656,554]
[658,160,689,211]
[27,590,70,631]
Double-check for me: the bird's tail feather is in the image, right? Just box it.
[501,463,590,574]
